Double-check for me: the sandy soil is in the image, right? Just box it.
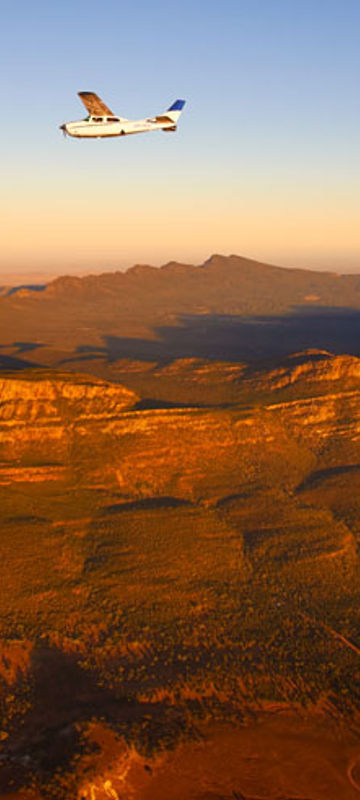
[75,712,360,800]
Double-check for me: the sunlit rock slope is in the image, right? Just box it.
[2,354,360,500]
[2,352,360,799]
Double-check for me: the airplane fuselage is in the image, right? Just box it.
[61,116,177,138]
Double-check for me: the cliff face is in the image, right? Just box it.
[2,356,360,499]
[0,372,137,424]
[252,351,360,390]
[0,372,138,485]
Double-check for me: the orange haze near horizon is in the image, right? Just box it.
[1,173,360,277]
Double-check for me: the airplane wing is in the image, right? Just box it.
[78,91,114,116]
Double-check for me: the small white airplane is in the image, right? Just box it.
[60,92,186,139]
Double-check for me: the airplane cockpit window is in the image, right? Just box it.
[93,117,103,123]
[107,117,119,122]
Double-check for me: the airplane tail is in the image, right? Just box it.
[155,99,186,132]
[165,99,186,122]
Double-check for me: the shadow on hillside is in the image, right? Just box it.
[100,496,192,515]
[3,306,360,374]
[135,398,212,409]
[12,341,45,354]
[0,342,44,371]
[0,644,188,792]
[0,646,120,788]
[56,306,360,367]
[0,353,40,370]
[296,464,360,492]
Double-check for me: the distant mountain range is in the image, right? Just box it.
[5,252,360,308]
[2,254,360,373]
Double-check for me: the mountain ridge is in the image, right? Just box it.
[3,352,360,500]
[3,254,360,374]
[3,253,360,307]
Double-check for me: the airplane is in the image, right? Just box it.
[60,92,186,139]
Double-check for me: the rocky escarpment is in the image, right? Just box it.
[0,371,138,425]
[250,350,360,391]
[2,357,360,499]
[0,372,138,485]
[0,400,311,495]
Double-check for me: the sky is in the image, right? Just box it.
[1,0,360,278]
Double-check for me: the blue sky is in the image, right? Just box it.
[1,0,360,276]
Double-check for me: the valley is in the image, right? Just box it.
[1,257,360,798]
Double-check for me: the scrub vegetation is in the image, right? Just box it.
[2,258,360,798]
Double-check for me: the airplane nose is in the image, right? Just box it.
[59,123,68,137]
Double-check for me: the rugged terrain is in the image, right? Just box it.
[2,257,360,798]
[2,254,360,375]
